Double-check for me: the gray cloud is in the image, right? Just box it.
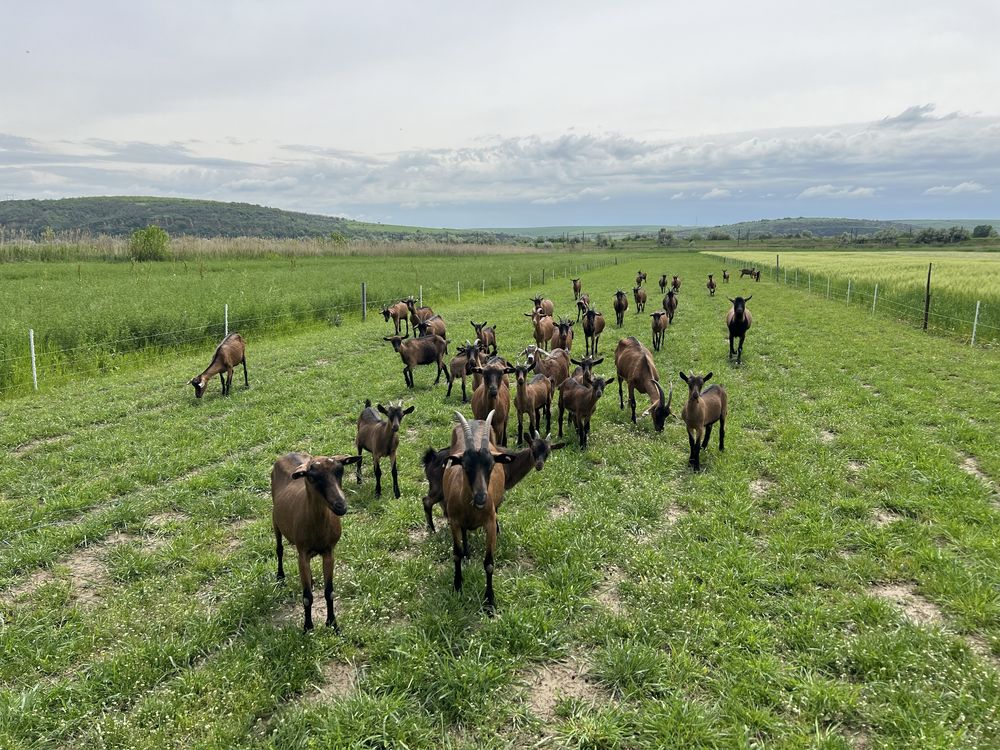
[923,180,990,195]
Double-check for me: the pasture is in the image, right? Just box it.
[1,251,998,749]
[710,250,1000,344]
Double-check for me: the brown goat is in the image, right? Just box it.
[471,320,497,355]
[529,293,555,317]
[524,309,555,348]
[725,296,753,364]
[270,451,361,631]
[523,346,571,388]
[552,317,574,351]
[472,358,515,446]
[576,293,591,322]
[446,341,480,402]
[722,269,730,283]
[613,290,629,326]
[443,411,515,612]
[572,277,582,300]
[513,361,554,445]
[636,270,647,287]
[650,311,668,352]
[679,371,727,471]
[384,334,450,389]
[406,297,435,329]
[614,337,673,432]
[570,354,602,385]
[355,399,414,498]
[557,373,614,448]
[582,307,605,355]
[658,274,668,293]
[707,274,716,296]
[190,332,248,398]
[632,285,647,313]
[671,275,681,292]
[381,301,410,335]
[416,314,447,340]
[663,290,678,324]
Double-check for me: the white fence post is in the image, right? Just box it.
[847,279,852,305]
[457,281,461,301]
[972,301,981,346]
[808,274,811,293]
[482,279,485,294]
[827,277,830,299]
[872,283,878,315]
[784,268,787,284]
[361,283,367,321]
[29,328,37,391]
[224,304,229,336]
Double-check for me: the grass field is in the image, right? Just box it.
[709,250,1000,344]
[0,250,617,395]
[1,253,998,749]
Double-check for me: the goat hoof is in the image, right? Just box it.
[276,572,285,581]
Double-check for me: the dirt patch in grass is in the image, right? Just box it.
[549,497,573,519]
[2,567,54,602]
[664,504,687,524]
[960,454,994,488]
[307,660,358,702]
[870,582,944,627]
[222,518,255,552]
[68,532,134,606]
[819,429,837,445]
[594,566,624,614]
[11,434,68,457]
[148,511,187,527]
[523,657,603,723]
[843,727,871,749]
[750,477,775,499]
[872,509,902,528]
[965,635,1000,669]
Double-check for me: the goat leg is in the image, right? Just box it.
[719,417,725,451]
[452,528,464,591]
[462,528,470,559]
[298,550,314,631]
[274,527,285,580]
[356,452,363,485]
[391,458,400,499]
[702,423,713,449]
[322,552,339,632]
[242,357,249,388]
[483,517,497,614]
[374,460,382,498]
[423,497,436,532]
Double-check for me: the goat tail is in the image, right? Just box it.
[422,446,438,468]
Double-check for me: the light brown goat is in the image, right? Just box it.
[529,293,555,317]
[406,297,435,329]
[472,358,515,446]
[614,337,673,432]
[355,399,414,498]
[572,277,582,300]
[633,285,647,313]
[470,321,497,355]
[190,332,248,398]
[523,346,571,388]
[416,314,447,340]
[650,311,668,352]
[270,451,361,631]
[512,361,554,445]
[524,309,555,349]
[679,371,727,471]
[381,301,410,335]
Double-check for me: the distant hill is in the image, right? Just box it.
[0,197,513,242]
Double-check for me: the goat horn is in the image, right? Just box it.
[482,410,496,451]
[454,411,474,447]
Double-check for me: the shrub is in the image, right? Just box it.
[129,225,170,261]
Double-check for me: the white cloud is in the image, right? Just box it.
[670,192,686,200]
[923,180,990,195]
[797,184,876,199]
[701,188,731,200]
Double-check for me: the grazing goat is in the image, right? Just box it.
[528,293,555,317]
[384,334,450,389]
[381,301,410,335]
[707,274,716,296]
[722,269,730,283]
[671,275,681,293]
[582,307,605,355]
[471,321,497,355]
[472,358,515,446]
[659,274,668,294]
[575,293,590,322]
[636,270,647,287]
[557,373,614,448]
[571,355,602,385]
[416,314,447,340]
[446,341,480,402]
[355,399,414,498]
[552,317,574,351]
[725,296,753,364]
[524,309,555,349]
[190,332,247,398]
[421,431,562,533]
[633,285,647,313]
[739,267,756,279]
[753,269,761,282]
[524,346,571,388]
[513,361,554,445]
[650,311,668,352]
[679,371,727,471]
[613,290,629,326]
[572,278,582,300]
[405,297,435,329]
[614,336,673,431]
[270,451,361,631]
[663,290,678,324]
[443,411,515,612]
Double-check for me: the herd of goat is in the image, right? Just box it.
[189,267,757,629]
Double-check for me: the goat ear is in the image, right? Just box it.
[376,403,388,415]
[570,358,582,365]
[403,405,415,415]
[679,371,689,382]
[604,376,616,385]
[338,455,362,466]
[728,298,735,303]
[493,452,516,464]
[290,463,309,479]
[491,324,497,331]
[744,295,752,302]
[593,357,604,365]
[704,372,713,382]
[382,337,392,341]
[550,441,566,450]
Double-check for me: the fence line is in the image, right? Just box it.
[1,259,615,399]
[708,253,997,346]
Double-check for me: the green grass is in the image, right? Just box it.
[709,250,1000,344]
[1,253,998,748]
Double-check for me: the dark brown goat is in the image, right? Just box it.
[725,296,753,364]
[722,269,730,283]
[190,332,248,398]
[659,274,668,293]
[707,274,717,296]
[650,311,668,352]
[513,361,554,445]
[739,267,756,280]
[570,354,602,385]
[355,399,414,498]
[270,451,361,631]
[582,307,606,355]
[633,285,647,313]
[614,336,673,432]
[443,411,515,612]
[470,321,497,355]
[636,270,647,287]
[552,317,574,351]
[663,290,679,324]
[472,358,515,446]
[381,301,410,335]
[384,334,450,389]
[572,278,582,300]
[671,275,682,292]
[446,341,480,402]
[576,293,591,322]
[679,371,727,471]
[557,373,614,448]
[613,290,629,326]
[416,314,447,339]
[528,294,555,317]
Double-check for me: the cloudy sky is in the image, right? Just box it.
[3,0,999,227]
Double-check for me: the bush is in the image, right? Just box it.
[973,224,996,238]
[656,228,674,247]
[129,225,170,261]
[706,231,732,241]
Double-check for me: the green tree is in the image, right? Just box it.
[972,224,995,238]
[129,225,170,261]
[656,228,674,246]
